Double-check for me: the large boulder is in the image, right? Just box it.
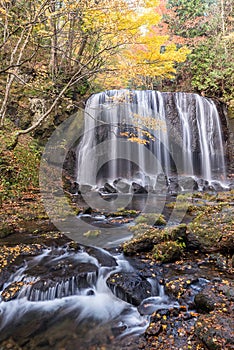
[107,272,153,306]
[178,176,199,191]
[113,179,130,193]
[103,182,118,193]
[131,182,148,194]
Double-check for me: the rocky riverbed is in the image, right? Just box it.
[0,190,233,350]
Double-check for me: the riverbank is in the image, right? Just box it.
[0,190,233,349]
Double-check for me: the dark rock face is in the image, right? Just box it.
[103,182,118,194]
[131,182,148,194]
[168,177,182,194]
[178,176,199,191]
[107,272,153,306]
[194,286,219,312]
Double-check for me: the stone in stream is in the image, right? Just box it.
[103,182,118,194]
[107,272,152,306]
[131,182,148,194]
[178,176,199,191]
[113,179,131,193]
[79,184,93,194]
[168,177,182,194]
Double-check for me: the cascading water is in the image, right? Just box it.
[77,90,226,185]
[0,244,176,348]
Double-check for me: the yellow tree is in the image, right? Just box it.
[95,0,190,89]
[0,0,190,143]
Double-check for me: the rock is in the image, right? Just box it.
[178,176,199,191]
[70,181,79,194]
[107,272,152,306]
[84,245,117,267]
[168,177,182,193]
[154,173,168,192]
[131,182,148,194]
[210,181,224,192]
[194,284,222,313]
[114,179,130,193]
[152,241,184,263]
[1,281,25,301]
[123,236,154,255]
[195,314,234,349]
[186,232,201,250]
[144,185,154,193]
[156,173,169,186]
[103,182,118,193]
[197,178,209,191]
[79,184,93,194]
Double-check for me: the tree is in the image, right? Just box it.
[161,0,234,107]
[0,0,190,146]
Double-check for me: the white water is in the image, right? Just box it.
[0,246,175,344]
[77,90,226,184]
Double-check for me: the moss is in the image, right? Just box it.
[187,204,234,251]
[123,223,187,255]
[128,223,152,236]
[110,208,139,217]
[0,224,14,238]
[134,213,166,226]
[152,241,184,263]
[0,123,41,200]
[83,230,101,238]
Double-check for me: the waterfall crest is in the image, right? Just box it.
[77,90,226,185]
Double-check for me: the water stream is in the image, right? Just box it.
[0,245,177,348]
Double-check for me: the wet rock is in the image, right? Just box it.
[178,176,199,191]
[156,173,169,186]
[103,182,118,194]
[197,178,209,191]
[210,181,225,192]
[186,232,202,250]
[152,241,184,263]
[107,272,152,306]
[195,313,234,349]
[70,181,79,194]
[144,185,154,193]
[79,184,93,194]
[113,179,130,193]
[84,246,117,267]
[131,182,148,194]
[83,207,93,214]
[194,284,222,313]
[1,281,25,301]
[168,177,182,194]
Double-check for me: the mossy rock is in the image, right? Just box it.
[0,224,14,238]
[128,223,152,236]
[110,208,139,217]
[122,227,162,255]
[123,223,187,256]
[163,224,187,242]
[135,213,166,226]
[83,230,101,238]
[152,241,184,263]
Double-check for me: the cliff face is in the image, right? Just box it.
[212,99,232,176]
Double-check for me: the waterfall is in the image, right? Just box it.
[77,90,226,185]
